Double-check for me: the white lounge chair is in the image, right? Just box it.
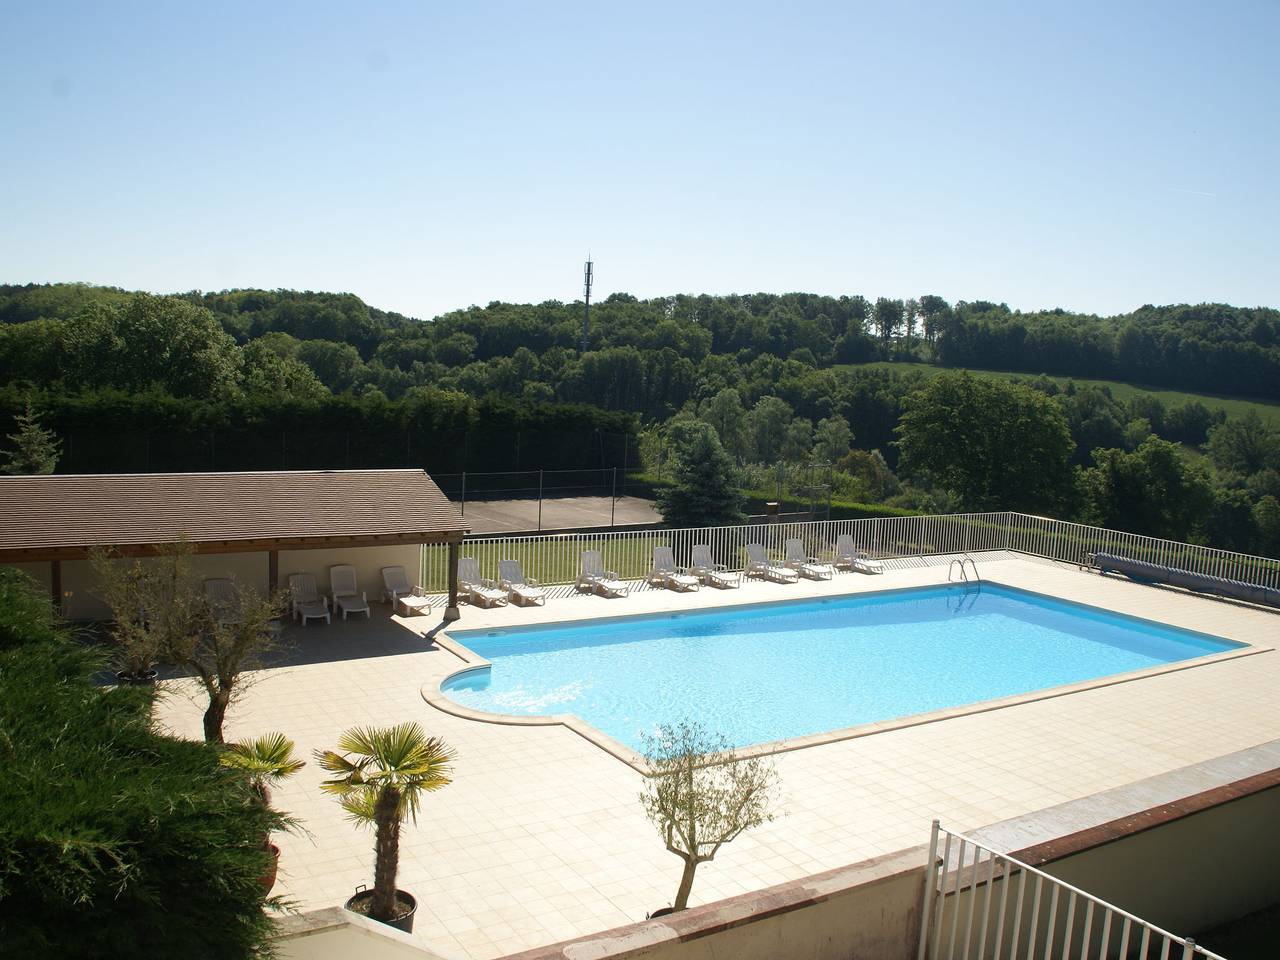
[834,534,885,574]
[498,559,546,606]
[745,543,799,583]
[458,557,509,608]
[576,550,630,597]
[381,565,433,617]
[690,544,741,589]
[648,546,700,592]
[287,572,331,626]
[329,564,371,620]
[203,577,240,625]
[784,538,835,581]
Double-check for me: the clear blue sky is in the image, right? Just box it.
[3,1,1277,320]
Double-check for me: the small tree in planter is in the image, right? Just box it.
[90,542,289,742]
[316,723,456,932]
[221,731,306,893]
[640,720,779,913]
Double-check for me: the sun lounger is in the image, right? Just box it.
[690,544,741,588]
[784,538,835,580]
[287,572,331,626]
[647,546,700,592]
[834,535,885,574]
[745,543,799,583]
[329,564,371,620]
[203,577,240,625]
[576,549,631,597]
[381,565,433,617]
[459,557,509,608]
[498,559,546,606]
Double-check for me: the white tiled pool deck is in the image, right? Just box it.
[155,555,1280,959]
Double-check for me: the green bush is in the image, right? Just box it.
[0,569,281,959]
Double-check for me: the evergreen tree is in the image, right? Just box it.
[0,569,281,958]
[0,404,60,475]
[656,421,747,527]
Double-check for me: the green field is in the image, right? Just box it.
[836,362,1280,426]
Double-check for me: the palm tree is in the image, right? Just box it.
[316,723,456,924]
[221,731,306,809]
[221,731,306,893]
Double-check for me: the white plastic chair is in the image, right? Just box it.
[458,557,508,608]
[690,544,740,589]
[287,572,331,626]
[329,564,371,620]
[381,565,433,617]
[784,538,835,580]
[576,550,630,597]
[498,559,546,606]
[203,577,239,625]
[745,543,799,583]
[648,546,700,592]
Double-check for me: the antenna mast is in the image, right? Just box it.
[581,257,593,353]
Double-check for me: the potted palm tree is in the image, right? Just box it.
[221,732,306,893]
[316,723,455,933]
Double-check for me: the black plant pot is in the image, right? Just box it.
[647,907,675,919]
[345,888,417,933]
[115,668,158,685]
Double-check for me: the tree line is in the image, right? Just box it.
[2,283,1278,553]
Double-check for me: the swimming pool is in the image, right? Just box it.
[441,584,1243,751]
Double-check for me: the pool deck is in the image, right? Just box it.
[154,554,1280,959]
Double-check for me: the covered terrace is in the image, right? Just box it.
[0,468,469,622]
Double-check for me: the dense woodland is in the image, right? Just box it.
[1,283,1278,554]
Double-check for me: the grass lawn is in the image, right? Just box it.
[835,361,1280,426]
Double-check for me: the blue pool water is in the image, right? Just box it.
[442,584,1241,750]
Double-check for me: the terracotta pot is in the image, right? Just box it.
[259,842,280,894]
[345,888,417,933]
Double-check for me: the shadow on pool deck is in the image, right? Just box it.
[261,606,448,669]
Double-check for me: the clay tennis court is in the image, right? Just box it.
[454,494,661,534]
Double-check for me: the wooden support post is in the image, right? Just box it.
[51,559,62,616]
[268,549,279,592]
[444,539,461,621]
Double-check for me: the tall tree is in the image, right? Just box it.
[0,403,60,474]
[1206,411,1279,475]
[656,421,747,527]
[902,298,920,352]
[745,396,794,463]
[698,388,749,461]
[873,297,903,344]
[896,372,1075,513]
[1076,437,1215,541]
[813,415,853,464]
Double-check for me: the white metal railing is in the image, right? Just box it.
[419,511,1280,597]
[917,822,1227,960]
[1002,513,1280,589]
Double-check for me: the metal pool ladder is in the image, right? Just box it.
[948,555,980,584]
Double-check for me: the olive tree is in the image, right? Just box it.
[640,721,779,912]
[90,542,289,743]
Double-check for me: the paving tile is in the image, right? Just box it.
[154,556,1280,959]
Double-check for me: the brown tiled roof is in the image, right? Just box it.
[0,469,468,559]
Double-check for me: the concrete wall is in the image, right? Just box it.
[279,544,422,605]
[932,783,1280,958]
[6,544,422,620]
[274,907,459,960]
[1046,784,1280,938]
[500,847,926,960]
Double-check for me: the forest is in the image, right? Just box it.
[1,282,1278,555]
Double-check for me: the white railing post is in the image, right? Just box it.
[917,819,940,960]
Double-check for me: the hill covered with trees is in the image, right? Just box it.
[1,282,1278,554]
